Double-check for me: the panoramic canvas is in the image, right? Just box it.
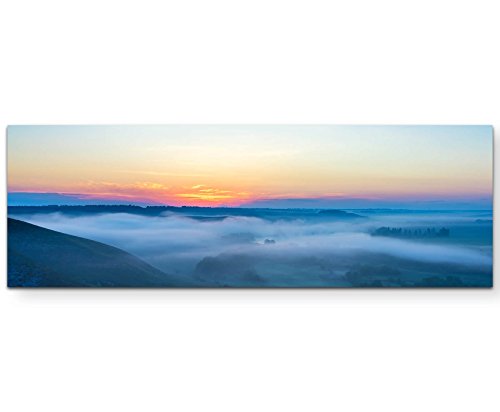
[7,125,493,287]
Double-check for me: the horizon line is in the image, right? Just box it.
[7,204,494,211]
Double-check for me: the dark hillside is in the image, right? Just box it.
[8,218,180,287]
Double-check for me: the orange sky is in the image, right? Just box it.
[7,125,493,206]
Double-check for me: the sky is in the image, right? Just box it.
[7,125,493,208]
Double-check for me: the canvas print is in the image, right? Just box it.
[7,125,493,287]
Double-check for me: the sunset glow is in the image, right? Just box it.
[7,125,492,208]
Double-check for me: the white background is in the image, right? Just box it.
[0,1,498,411]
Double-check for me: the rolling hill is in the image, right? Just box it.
[8,218,180,287]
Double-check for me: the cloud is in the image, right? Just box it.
[176,185,251,204]
[241,196,493,210]
[7,192,164,206]
[9,181,254,207]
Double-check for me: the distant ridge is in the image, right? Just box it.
[7,192,163,206]
[8,205,366,221]
[317,209,365,219]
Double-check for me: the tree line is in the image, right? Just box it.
[372,226,450,238]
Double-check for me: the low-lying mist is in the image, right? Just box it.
[11,210,492,287]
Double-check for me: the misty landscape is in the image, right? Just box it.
[7,125,493,288]
[8,206,492,287]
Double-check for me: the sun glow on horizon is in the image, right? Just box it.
[7,125,492,207]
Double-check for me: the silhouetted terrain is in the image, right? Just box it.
[8,218,182,287]
[8,205,365,221]
[372,226,450,238]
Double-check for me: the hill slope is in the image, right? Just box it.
[8,218,179,287]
